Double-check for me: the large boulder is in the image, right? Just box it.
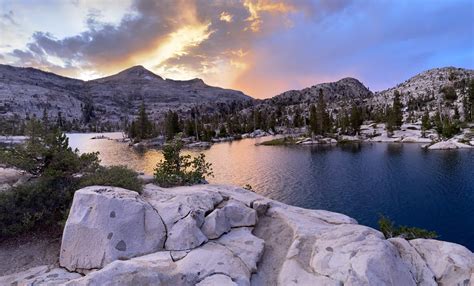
[223,200,257,227]
[215,227,264,273]
[165,210,208,251]
[428,140,473,150]
[389,238,436,286]
[65,227,263,285]
[309,224,415,285]
[410,239,474,286]
[3,184,473,285]
[60,186,166,273]
[201,208,231,239]
[142,184,223,231]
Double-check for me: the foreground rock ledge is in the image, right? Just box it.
[1,184,473,285]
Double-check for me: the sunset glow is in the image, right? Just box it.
[0,0,472,98]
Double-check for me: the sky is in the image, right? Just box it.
[0,0,473,99]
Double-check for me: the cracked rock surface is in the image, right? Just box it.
[1,184,473,285]
[59,186,167,273]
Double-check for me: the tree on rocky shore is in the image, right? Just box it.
[386,90,403,132]
[128,103,155,141]
[164,110,180,140]
[350,104,363,134]
[467,78,474,122]
[154,138,213,187]
[421,111,431,137]
[433,112,460,139]
[316,89,332,135]
[308,89,332,136]
[309,104,319,136]
[0,119,143,237]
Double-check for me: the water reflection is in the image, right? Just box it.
[385,143,404,155]
[67,132,474,250]
[338,142,363,153]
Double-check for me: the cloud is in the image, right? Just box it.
[1,0,472,98]
[219,12,233,23]
[2,0,309,83]
[1,10,17,26]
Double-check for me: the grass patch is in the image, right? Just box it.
[259,137,298,146]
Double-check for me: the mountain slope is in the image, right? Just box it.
[0,65,252,126]
[267,77,373,107]
[368,67,474,120]
[0,65,84,121]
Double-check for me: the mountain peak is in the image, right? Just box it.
[118,65,162,79]
[337,77,361,84]
[94,65,163,82]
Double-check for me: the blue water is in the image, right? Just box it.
[69,133,474,250]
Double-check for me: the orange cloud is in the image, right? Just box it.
[4,0,309,98]
[243,0,296,32]
[219,11,233,23]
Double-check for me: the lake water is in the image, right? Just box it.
[68,132,474,250]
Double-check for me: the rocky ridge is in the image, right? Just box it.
[267,77,373,108]
[1,184,472,285]
[0,64,252,126]
[371,67,474,120]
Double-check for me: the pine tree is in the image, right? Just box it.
[433,112,443,135]
[316,89,331,135]
[386,91,403,131]
[293,108,303,128]
[56,111,64,129]
[309,104,319,135]
[164,110,180,140]
[128,103,154,141]
[453,106,460,120]
[468,79,474,122]
[350,104,362,134]
[81,98,95,124]
[42,109,49,128]
[138,103,154,139]
[421,111,431,137]
[393,90,403,127]
[184,119,195,137]
[338,110,350,135]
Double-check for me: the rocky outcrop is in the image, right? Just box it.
[59,186,167,273]
[409,239,474,285]
[1,184,473,285]
[0,167,31,192]
[428,140,473,150]
[269,77,373,107]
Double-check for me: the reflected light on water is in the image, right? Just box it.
[67,132,474,250]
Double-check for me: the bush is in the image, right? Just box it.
[154,138,213,187]
[441,85,457,101]
[0,177,78,237]
[0,119,100,178]
[79,166,143,193]
[0,119,102,237]
[378,215,438,240]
